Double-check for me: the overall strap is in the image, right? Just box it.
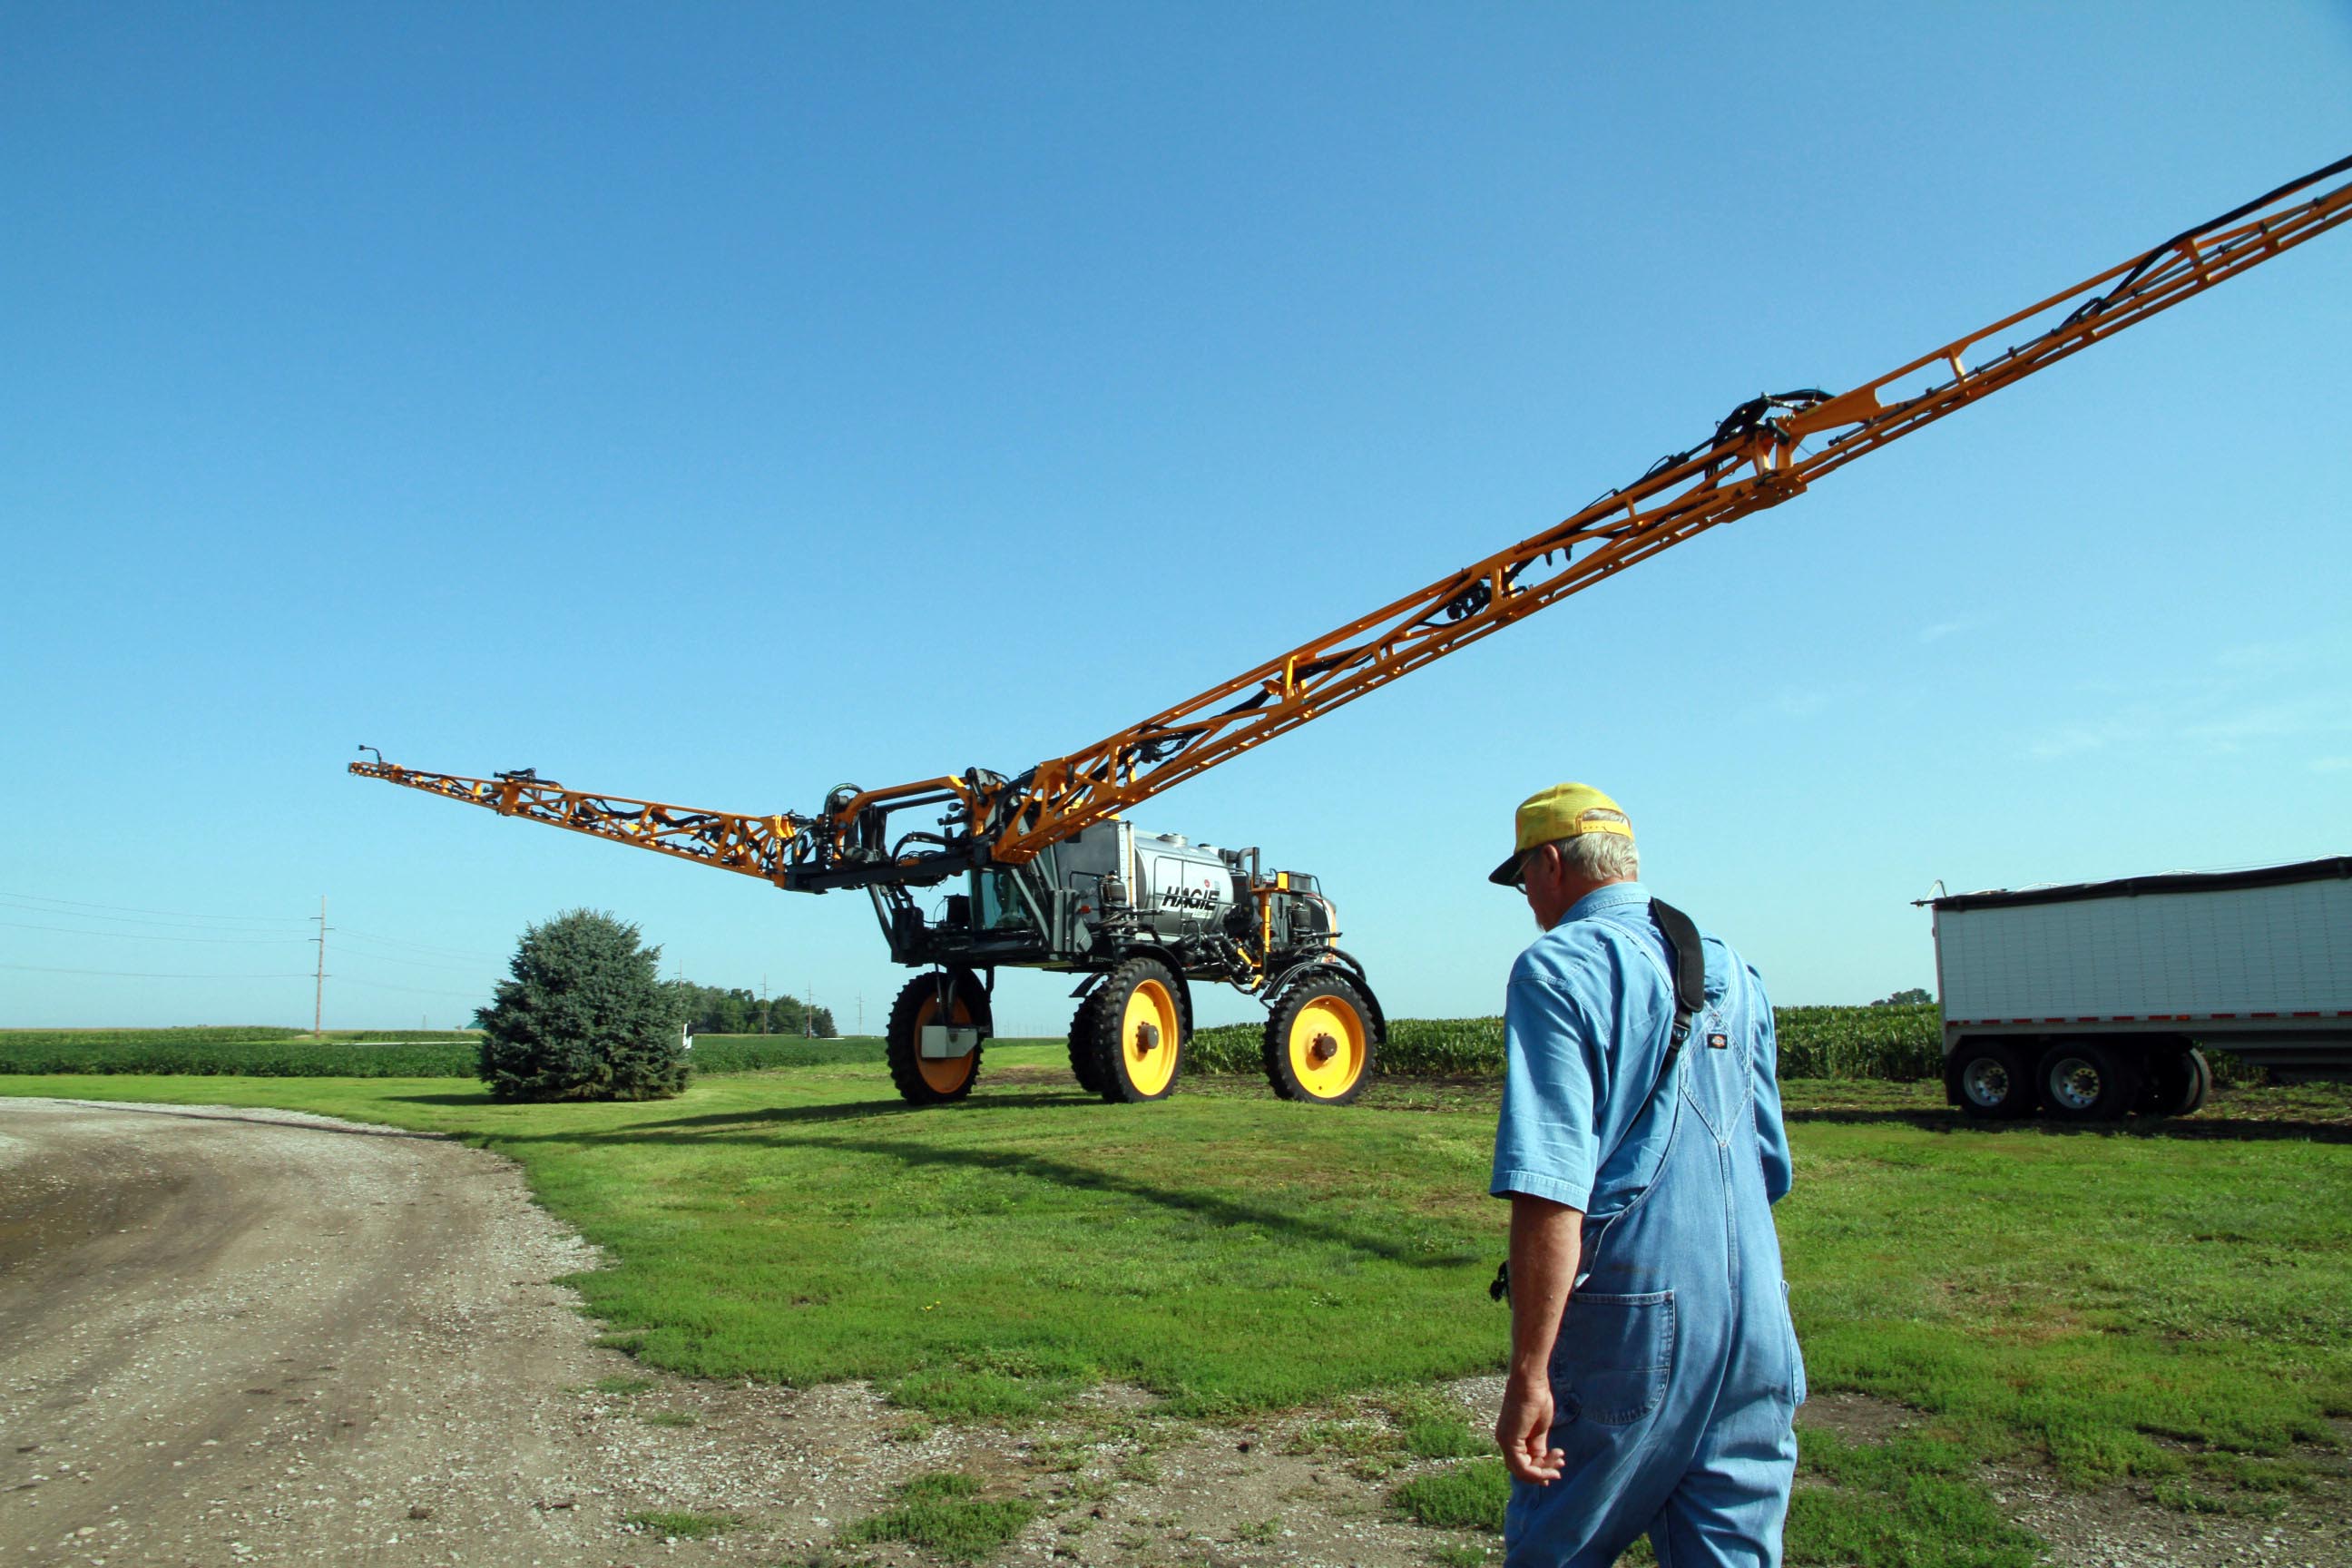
[1490,897,1709,1303]
[1649,897,1707,1060]
[1592,899,1705,1199]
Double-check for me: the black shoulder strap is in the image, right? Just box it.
[1650,897,1705,1054]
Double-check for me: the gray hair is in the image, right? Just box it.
[1557,831,1640,884]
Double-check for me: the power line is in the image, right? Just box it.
[0,919,310,946]
[0,894,502,958]
[324,947,485,974]
[0,910,499,964]
[0,964,315,979]
[0,897,318,935]
[0,890,309,924]
[335,975,481,1002]
[0,888,496,1012]
[336,927,505,962]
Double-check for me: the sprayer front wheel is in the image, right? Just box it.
[886,969,990,1105]
[1262,975,1375,1104]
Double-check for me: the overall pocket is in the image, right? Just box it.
[1780,1279,1808,1407]
[1548,1289,1675,1426]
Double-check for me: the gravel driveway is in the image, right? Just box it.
[0,1099,887,1566]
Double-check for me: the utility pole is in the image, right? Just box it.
[311,896,331,1037]
[806,984,815,1038]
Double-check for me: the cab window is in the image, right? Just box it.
[976,869,1034,931]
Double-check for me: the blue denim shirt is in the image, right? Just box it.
[1490,881,1791,1215]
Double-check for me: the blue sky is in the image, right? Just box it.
[4,5,2347,1035]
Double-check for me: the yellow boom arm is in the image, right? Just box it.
[355,155,2350,884]
[973,153,2352,861]
[346,762,968,889]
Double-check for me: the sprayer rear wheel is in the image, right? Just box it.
[1076,957,1188,1102]
[1066,995,1105,1094]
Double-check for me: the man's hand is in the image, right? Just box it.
[1494,1193,1582,1485]
[1497,1367,1563,1484]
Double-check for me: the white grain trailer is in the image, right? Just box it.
[1928,857,2351,1121]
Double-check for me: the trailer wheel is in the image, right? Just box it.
[1065,994,1105,1094]
[2036,1041,2141,1122]
[1076,957,1187,1102]
[1945,1040,2034,1120]
[2140,1045,2211,1117]
[885,969,989,1105]
[1262,975,1376,1105]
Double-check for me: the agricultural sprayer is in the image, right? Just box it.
[356,155,2352,1107]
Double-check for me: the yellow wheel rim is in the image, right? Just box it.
[1119,978,1181,1096]
[1287,995,1367,1100]
[915,994,977,1095]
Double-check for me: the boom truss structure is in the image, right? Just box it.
[355,154,2351,889]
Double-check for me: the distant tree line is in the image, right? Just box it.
[662,980,838,1038]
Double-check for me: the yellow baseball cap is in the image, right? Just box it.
[1488,782,1634,886]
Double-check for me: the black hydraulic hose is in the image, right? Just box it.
[2069,151,2352,324]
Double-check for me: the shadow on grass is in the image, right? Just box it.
[491,1091,1093,1130]
[1786,1108,2352,1144]
[805,1131,1482,1269]
[490,1097,1476,1269]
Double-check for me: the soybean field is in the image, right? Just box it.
[0,1027,881,1078]
[1189,1003,1945,1081]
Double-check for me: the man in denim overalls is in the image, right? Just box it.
[1487,783,1805,1568]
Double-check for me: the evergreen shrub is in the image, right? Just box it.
[475,909,687,1101]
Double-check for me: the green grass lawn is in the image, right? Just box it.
[8,1049,2347,1565]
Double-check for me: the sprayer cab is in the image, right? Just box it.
[877,818,1361,993]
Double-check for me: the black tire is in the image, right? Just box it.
[1074,956,1188,1103]
[1262,974,1377,1105]
[2036,1040,2142,1122]
[885,969,989,1105]
[1065,994,1104,1094]
[1945,1039,2034,1121]
[2182,1047,2213,1114]
[2140,1045,2211,1117]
